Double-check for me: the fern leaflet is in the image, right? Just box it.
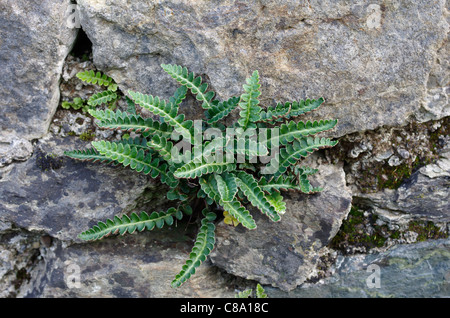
[214,172,238,202]
[64,148,115,164]
[162,64,215,110]
[174,159,236,179]
[128,90,193,143]
[87,90,118,106]
[264,191,286,215]
[269,137,338,177]
[76,70,117,91]
[92,140,178,187]
[78,208,183,241]
[238,70,262,130]
[256,283,268,298]
[234,171,280,222]
[171,212,216,288]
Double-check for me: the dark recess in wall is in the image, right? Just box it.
[70,27,92,58]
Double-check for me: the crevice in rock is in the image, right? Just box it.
[69,27,93,60]
[0,224,51,297]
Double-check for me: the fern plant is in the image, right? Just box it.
[76,70,120,109]
[64,64,338,288]
[236,283,268,298]
[60,70,120,115]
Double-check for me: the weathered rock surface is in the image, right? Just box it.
[328,118,449,194]
[0,134,157,242]
[267,238,450,298]
[77,0,448,137]
[0,221,244,298]
[1,0,449,299]
[210,157,352,291]
[356,149,450,224]
[0,0,78,142]
[15,227,239,298]
[0,225,42,298]
[0,138,34,167]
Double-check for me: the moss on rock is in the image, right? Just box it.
[330,205,449,255]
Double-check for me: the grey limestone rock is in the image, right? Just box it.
[0,135,155,242]
[0,0,78,142]
[0,138,34,167]
[1,0,449,298]
[77,0,448,137]
[357,150,450,224]
[15,229,238,298]
[266,238,450,297]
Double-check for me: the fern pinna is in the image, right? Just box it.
[64,64,338,288]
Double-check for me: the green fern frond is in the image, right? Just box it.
[171,213,216,288]
[236,289,253,298]
[214,172,238,202]
[205,97,240,124]
[268,119,338,146]
[269,137,338,177]
[146,134,174,162]
[162,64,215,110]
[91,140,178,187]
[221,199,257,230]
[87,90,118,106]
[238,70,262,130]
[257,175,300,192]
[128,90,193,143]
[264,191,286,215]
[259,97,325,123]
[234,171,280,222]
[89,109,172,136]
[76,70,117,91]
[63,148,114,164]
[78,208,184,241]
[199,176,257,230]
[127,91,175,118]
[256,283,268,298]
[174,159,236,179]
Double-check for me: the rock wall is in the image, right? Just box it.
[76,0,448,137]
[0,0,78,142]
[0,0,448,297]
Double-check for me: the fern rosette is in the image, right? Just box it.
[64,64,338,288]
